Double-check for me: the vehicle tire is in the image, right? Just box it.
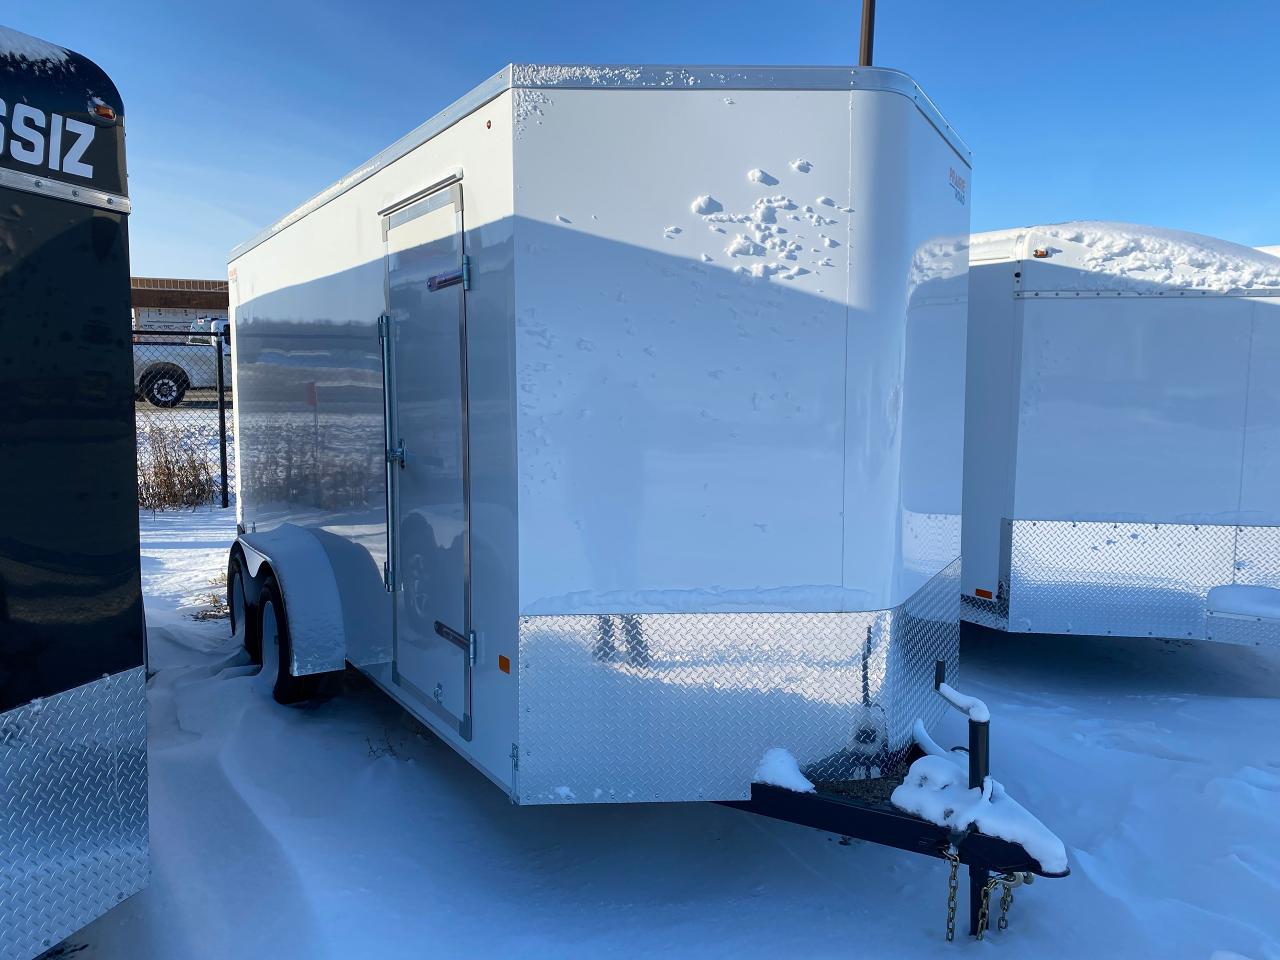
[227,551,260,664]
[258,574,320,705]
[140,366,189,407]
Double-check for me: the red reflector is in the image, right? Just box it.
[975,588,993,600]
[498,655,511,674]
[92,102,116,121]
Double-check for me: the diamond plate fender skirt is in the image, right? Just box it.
[515,560,961,805]
[0,668,148,960]
[237,524,349,675]
[974,520,1280,642]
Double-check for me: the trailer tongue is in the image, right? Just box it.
[725,665,1068,940]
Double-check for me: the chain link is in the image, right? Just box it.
[943,850,960,942]
[999,876,1015,930]
[976,876,999,940]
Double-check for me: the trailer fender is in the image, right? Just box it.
[236,524,347,676]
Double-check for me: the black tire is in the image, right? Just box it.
[140,366,189,407]
[258,574,321,705]
[227,551,260,664]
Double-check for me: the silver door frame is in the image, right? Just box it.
[380,178,475,740]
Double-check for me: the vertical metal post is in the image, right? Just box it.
[215,329,229,508]
[968,717,990,791]
[968,865,988,937]
[859,0,876,66]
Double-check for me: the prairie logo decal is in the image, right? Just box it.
[0,99,95,179]
[948,167,967,206]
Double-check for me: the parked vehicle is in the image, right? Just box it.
[226,63,1066,937]
[0,25,147,960]
[133,329,228,406]
[962,223,1280,646]
[187,315,229,344]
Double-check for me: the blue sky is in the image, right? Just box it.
[11,1,1279,278]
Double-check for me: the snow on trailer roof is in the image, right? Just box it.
[972,221,1280,296]
[0,25,71,69]
[229,63,969,262]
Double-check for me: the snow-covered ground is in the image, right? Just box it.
[62,509,1280,959]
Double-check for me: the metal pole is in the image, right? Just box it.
[968,718,990,791]
[968,865,988,937]
[215,330,229,508]
[859,0,876,66]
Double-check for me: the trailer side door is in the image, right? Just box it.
[382,181,473,740]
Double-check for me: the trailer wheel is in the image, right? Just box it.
[258,574,320,705]
[140,365,189,407]
[227,551,260,664]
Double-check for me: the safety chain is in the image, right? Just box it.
[976,876,999,940]
[976,872,1024,940]
[998,876,1015,930]
[943,849,960,942]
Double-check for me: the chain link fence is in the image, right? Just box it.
[132,327,233,509]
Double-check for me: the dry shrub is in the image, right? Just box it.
[191,570,229,621]
[137,418,217,509]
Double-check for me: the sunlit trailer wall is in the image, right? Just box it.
[962,223,1280,646]
[227,64,971,804]
[0,26,147,960]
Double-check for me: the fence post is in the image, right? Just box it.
[215,329,229,508]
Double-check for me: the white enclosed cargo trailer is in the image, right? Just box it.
[226,64,975,806]
[962,222,1280,646]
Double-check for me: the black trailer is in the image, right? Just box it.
[0,25,146,960]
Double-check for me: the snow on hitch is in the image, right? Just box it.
[884,666,1069,941]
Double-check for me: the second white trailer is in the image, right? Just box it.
[962,222,1280,646]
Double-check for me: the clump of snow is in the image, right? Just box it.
[0,26,70,67]
[753,748,815,793]
[555,214,571,224]
[663,225,683,238]
[747,168,779,186]
[937,682,990,722]
[726,234,766,258]
[816,196,836,207]
[982,221,1280,294]
[513,89,551,136]
[691,195,723,215]
[512,64,644,87]
[789,158,812,173]
[891,753,1067,874]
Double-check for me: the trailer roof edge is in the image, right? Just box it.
[228,64,969,264]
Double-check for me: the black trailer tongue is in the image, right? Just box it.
[722,662,1069,941]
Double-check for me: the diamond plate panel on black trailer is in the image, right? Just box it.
[517,561,960,804]
[0,668,148,960]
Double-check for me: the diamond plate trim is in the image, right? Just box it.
[998,520,1280,641]
[1,668,148,960]
[1205,611,1280,648]
[516,560,960,804]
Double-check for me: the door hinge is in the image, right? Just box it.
[377,313,391,341]
[468,630,477,666]
[387,439,406,468]
[383,560,394,592]
[462,255,471,291]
